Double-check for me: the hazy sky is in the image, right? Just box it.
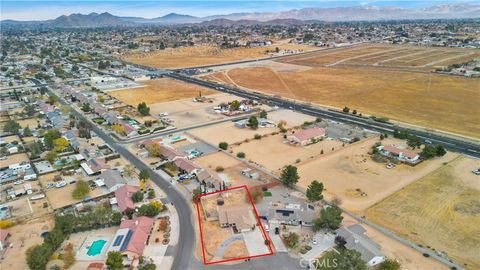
[1,0,478,21]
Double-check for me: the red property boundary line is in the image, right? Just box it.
[195,185,274,265]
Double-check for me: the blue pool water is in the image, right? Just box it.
[87,240,107,256]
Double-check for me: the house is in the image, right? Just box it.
[81,158,110,176]
[5,143,18,154]
[100,169,127,193]
[218,206,256,233]
[174,158,200,175]
[268,203,316,226]
[160,145,183,160]
[107,216,154,261]
[63,131,80,151]
[196,169,222,192]
[377,145,420,164]
[0,229,10,251]
[114,184,138,212]
[287,127,326,146]
[336,224,385,267]
[122,123,137,138]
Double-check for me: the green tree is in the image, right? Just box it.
[306,180,324,202]
[43,129,61,149]
[3,120,21,134]
[148,189,155,199]
[379,258,401,270]
[23,126,32,137]
[435,145,446,156]
[420,145,436,159]
[342,106,350,113]
[280,165,299,187]
[24,104,36,117]
[44,228,64,250]
[137,203,160,217]
[230,100,240,111]
[259,110,268,118]
[313,206,343,231]
[139,169,150,181]
[218,142,228,150]
[247,116,259,129]
[53,137,69,152]
[45,151,58,163]
[132,191,144,203]
[81,103,91,112]
[48,95,57,105]
[26,243,53,270]
[72,180,90,200]
[236,152,246,158]
[106,251,124,270]
[318,248,367,270]
[137,102,150,116]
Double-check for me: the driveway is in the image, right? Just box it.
[302,232,336,261]
[243,228,271,256]
[269,229,288,252]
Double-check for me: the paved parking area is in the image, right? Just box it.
[269,230,287,252]
[177,141,217,157]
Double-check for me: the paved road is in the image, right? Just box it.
[30,78,195,270]
[164,72,480,158]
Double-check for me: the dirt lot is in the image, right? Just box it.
[204,64,480,138]
[17,118,39,128]
[194,152,275,188]
[108,77,217,106]
[148,93,238,128]
[1,215,54,270]
[0,153,29,168]
[366,156,480,269]
[122,43,317,69]
[297,136,458,212]
[38,173,103,209]
[341,215,448,270]
[230,132,344,174]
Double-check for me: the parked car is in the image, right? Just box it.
[312,238,317,245]
[472,168,480,175]
[14,180,25,185]
[275,227,279,235]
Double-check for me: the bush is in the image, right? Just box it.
[72,180,89,200]
[283,232,299,248]
[132,191,144,203]
[218,142,228,150]
[237,152,246,158]
[215,166,224,172]
[254,134,262,140]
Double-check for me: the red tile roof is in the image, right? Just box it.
[86,262,105,270]
[160,145,182,160]
[114,184,139,212]
[174,158,199,174]
[119,216,154,256]
[0,229,10,242]
[292,127,325,142]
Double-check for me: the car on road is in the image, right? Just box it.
[424,139,433,144]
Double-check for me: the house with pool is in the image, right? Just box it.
[108,216,155,262]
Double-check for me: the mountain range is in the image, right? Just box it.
[2,3,479,28]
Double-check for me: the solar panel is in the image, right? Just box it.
[120,230,133,251]
[113,235,124,247]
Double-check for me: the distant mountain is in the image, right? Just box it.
[2,3,479,28]
[50,12,134,27]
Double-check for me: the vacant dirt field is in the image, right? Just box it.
[122,43,317,68]
[204,65,480,138]
[1,153,29,168]
[230,133,344,174]
[108,78,216,106]
[278,44,480,71]
[297,136,458,212]
[1,215,54,270]
[366,156,480,269]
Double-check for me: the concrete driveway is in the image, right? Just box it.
[243,228,271,256]
[302,232,336,261]
[269,229,288,252]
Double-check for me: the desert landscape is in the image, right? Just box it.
[203,44,480,138]
[122,42,317,68]
[108,77,217,106]
[366,156,480,269]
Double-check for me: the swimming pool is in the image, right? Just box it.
[87,240,107,256]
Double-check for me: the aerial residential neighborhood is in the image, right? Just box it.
[0,1,479,270]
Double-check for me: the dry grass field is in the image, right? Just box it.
[204,64,480,138]
[366,156,480,269]
[108,78,216,106]
[297,136,458,211]
[122,43,317,68]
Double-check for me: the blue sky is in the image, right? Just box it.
[1,1,478,20]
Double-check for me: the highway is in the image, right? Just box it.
[29,78,195,270]
[164,72,480,158]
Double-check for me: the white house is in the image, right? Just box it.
[377,145,420,164]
